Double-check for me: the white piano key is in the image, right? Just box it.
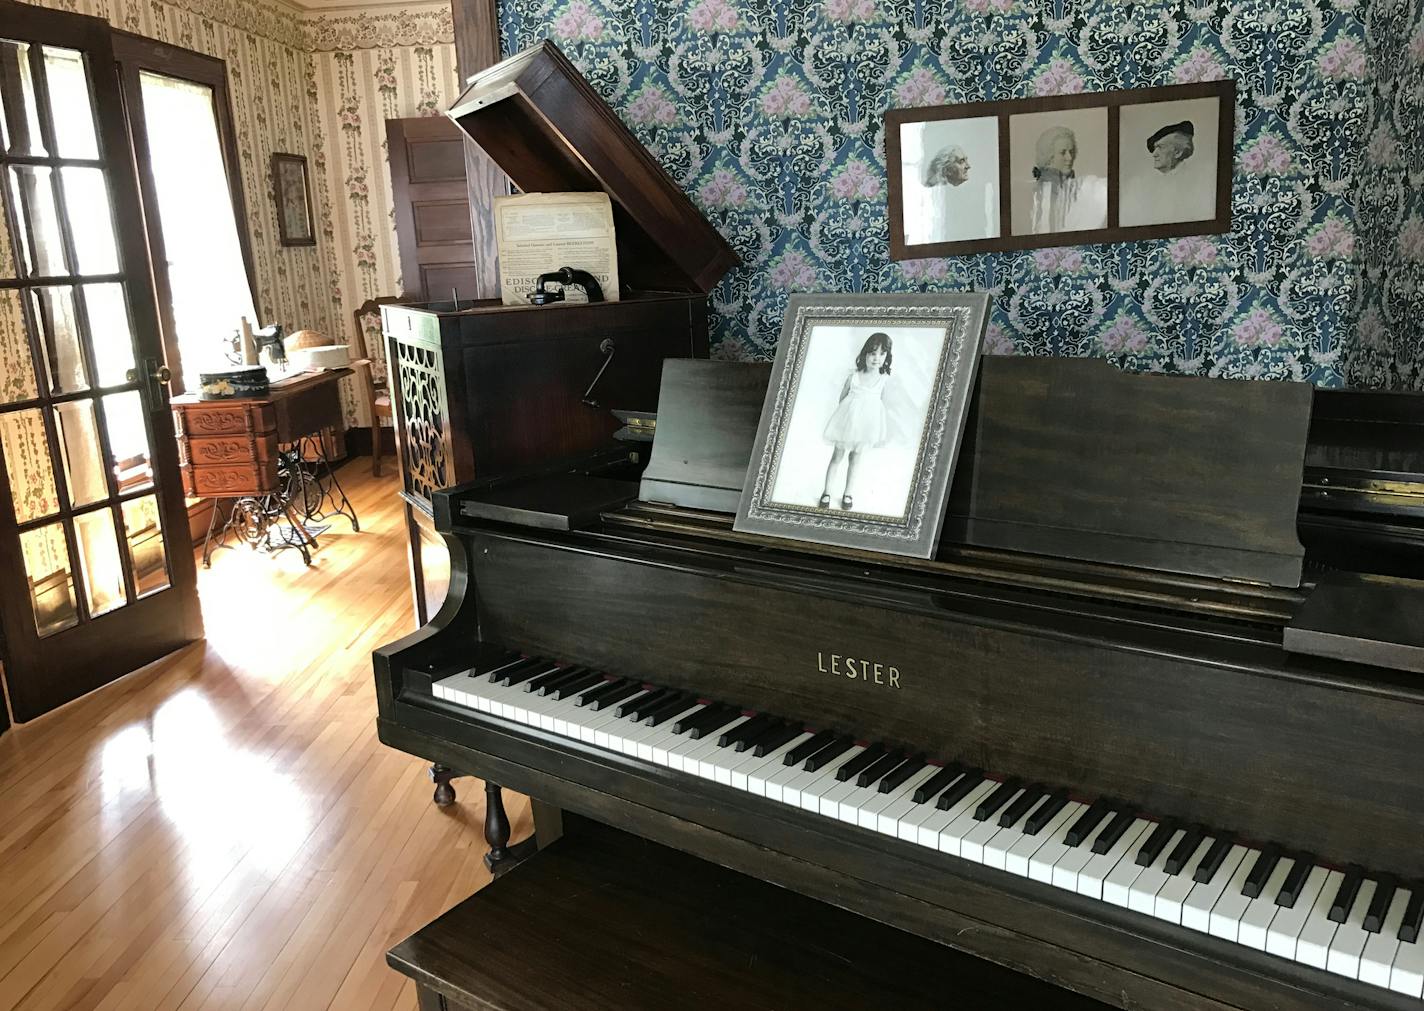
[784,763,834,809]
[1360,887,1411,988]
[1207,849,1261,942]
[1327,879,1378,979]
[748,734,813,796]
[937,782,1005,856]
[1151,838,1213,925]
[649,709,708,763]
[665,725,715,773]
[1010,801,1083,879]
[594,693,650,749]
[1296,869,1345,969]
[694,719,748,779]
[1126,829,1186,914]
[1077,819,1153,902]
[581,704,631,746]
[960,789,1024,864]
[837,778,888,825]
[802,748,864,811]
[875,767,940,836]
[1181,845,1248,934]
[614,714,665,755]
[1391,931,1424,998]
[1265,865,1331,960]
[712,731,772,786]
[1050,816,1116,892]
[540,695,585,736]
[916,780,993,851]
[859,768,932,832]
[1103,832,1158,908]
[762,753,809,802]
[818,776,862,818]
[1237,857,1295,950]
[641,707,704,763]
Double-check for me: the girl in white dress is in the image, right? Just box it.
[819,332,893,511]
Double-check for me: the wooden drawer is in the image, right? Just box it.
[177,432,278,468]
[172,401,276,439]
[180,460,279,497]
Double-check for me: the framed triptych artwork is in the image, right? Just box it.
[885,79,1235,258]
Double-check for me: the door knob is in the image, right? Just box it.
[126,362,172,384]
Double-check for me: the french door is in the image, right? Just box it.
[0,1,200,722]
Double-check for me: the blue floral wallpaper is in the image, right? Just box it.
[499,0,1424,388]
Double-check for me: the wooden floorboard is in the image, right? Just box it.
[0,464,514,1011]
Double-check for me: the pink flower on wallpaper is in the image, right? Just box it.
[1239,133,1292,176]
[1031,247,1085,273]
[830,159,881,201]
[1367,125,1401,166]
[823,0,877,24]
[1318,37,1367,80]
[339,106,361,132]
[894,67,947,108]
[1167,236,1219,267]
[981,323,1016,355]
[1304,216,1355,260]
[553,1,605,41]
[898,258,949,281]
[698,167,749,208]
[768,250,819,290]
[627,85,679,126]
[964,0,1016,12]
[1233,308,1286,347]
[1033,58,1084,96]
[1100,315,1148,353]
[1172,47,1226,84]
[760,75,814,118]
[688,0,739,32]
[1399,216,1424,262]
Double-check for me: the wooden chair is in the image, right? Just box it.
[349,297,401,476]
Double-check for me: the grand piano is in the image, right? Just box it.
[375,352,1424,1010]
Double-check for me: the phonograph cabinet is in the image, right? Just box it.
[382,41,739,624]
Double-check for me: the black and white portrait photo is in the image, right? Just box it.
[896,116,1000,246]
[1119,96,1222,228]
[735,293,990,559]
[1008,107,1109,236]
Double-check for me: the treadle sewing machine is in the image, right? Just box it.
[375,349,1424,1010]
[373,38,1424,1011]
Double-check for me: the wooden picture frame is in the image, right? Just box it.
[733,292,989,560]
[271,152,316,247]
[885,79,1235,259]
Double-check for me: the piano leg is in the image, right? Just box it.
[483,781,540,876]
[430,763,461,807]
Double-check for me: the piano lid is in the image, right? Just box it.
[447,41,740,296]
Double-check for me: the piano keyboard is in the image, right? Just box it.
[431,656,1424,1001]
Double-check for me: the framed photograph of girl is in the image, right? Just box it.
[734,292,990,559]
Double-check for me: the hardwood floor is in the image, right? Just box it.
[0,464,523,1011]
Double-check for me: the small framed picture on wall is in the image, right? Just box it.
[271,152,316,247]
[885,79,1234,259]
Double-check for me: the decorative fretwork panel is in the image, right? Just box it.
[393,337,449,507]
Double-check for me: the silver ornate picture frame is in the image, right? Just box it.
[733,292,989,559]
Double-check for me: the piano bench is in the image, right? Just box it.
[386,814,1106,1010]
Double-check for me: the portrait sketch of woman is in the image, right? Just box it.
[897,117,1001,246]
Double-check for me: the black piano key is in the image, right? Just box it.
[784,730,837,766]
[1063,798,1112,848]
[531,667,585,695]
[1193,835,1234,883]
[913,763,964,804]
[1023,790,1070,836]
[1399,887,1424,943]
[973,778,1022,822]
[616,687,668,718]
[688,708,742,740]
[1364,875,1398,934]
[1275,853,1314,908]
[804,736,855,773]
[592,681,647,711]
[737,718,788,753]
[490,657,541,684]
[677,703,732,736]
[855,751,905,790]
[1091,810,1137,856]
[936,769,985,810]
[997,784,1046,828]
[1242,843,1283,898]
[835,743,885,782]
[522,665,570,693]
[575,678,626,707]
[550,670,603,700]
[1135,819,1179,867]
[1163,824,1206,876]
[1329,864,1366,923]
[481,654,527,681]
[878,754,927,795]
[721,713,775,749]
[645,696,697,728]
[753,723,803,757]
[633,690,686,721]
[506,660,557,688]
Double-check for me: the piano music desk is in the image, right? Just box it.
[387,814,1106,1010]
